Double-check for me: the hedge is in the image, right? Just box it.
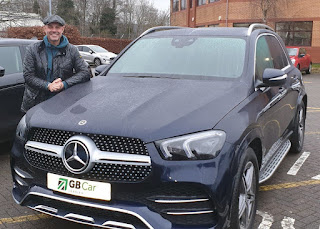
[6,25,132,54]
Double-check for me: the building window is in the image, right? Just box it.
[209,0,220,3]
[181,0,186,10]
[190,0,193,8]
[233,23,256,28]
[208,24,219,27]
[173,0,179,12]
[197,0,206,6]
[276,21,313,46]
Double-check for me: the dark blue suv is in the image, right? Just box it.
[11,24,307,229]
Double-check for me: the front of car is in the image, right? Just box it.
[11,28,252,229]
[287,46,299,67]
[90,45,117,65]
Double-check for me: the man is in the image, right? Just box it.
[21,15,90,112]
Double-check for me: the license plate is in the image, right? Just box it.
[47,173,111,201]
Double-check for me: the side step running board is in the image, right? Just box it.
[259,140,291,183]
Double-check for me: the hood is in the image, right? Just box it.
[27,76,249,142]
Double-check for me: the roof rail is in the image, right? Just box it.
[247,23,274,36]
[139,26,186,38]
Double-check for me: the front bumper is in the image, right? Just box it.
[11,133,234,229]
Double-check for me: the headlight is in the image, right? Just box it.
[291,59,296,64]
[155,130,226,160]
[16,115,28,141]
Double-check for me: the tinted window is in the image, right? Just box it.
[0,46,23,75]
[265,36,288,70]
[77,46,83,51]
[109,36,246,79]
[255,36,273,81]
[276,21,313,46]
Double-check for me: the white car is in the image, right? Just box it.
[76,45,117,66]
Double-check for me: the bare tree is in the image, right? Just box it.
[251,0,277,23]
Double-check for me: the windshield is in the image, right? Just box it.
[108,36,246,79]
[287,48,298,56]
[90,45,108,53]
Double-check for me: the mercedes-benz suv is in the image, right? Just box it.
[11,24,307,229]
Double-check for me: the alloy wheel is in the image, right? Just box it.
[238,161,256,229]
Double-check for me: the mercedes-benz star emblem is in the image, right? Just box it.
[63,140,90,174]
[78,120,87,125]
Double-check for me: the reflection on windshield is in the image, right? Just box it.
[109,36,246,79]
[287,48,298,56]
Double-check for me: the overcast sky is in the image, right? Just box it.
[151,0,170,12]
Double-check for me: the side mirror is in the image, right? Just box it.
[95,64,109,76]
[89,50,94,54]
[0,66,5,77]
[299,54,305,58]
[262,68,287,87]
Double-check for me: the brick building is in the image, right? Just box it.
[170,0,320,63]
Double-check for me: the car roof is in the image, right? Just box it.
[0,38,38,45]
[145,27,251,38]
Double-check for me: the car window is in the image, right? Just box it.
[109,36,246,79]
[255,36,274,81]
[83,46,90,52]
[287,48,298,56]
[77,46,83,51]
[265,36,288,70]
[0,46,23,75]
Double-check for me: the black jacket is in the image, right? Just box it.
[21,40,90,112]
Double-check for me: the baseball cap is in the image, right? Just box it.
[43,15,66,26]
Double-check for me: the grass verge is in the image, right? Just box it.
[313,63,320,73]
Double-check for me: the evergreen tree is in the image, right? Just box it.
[32,0,40,14]
[99,7,117,36]
[57,0,78,25]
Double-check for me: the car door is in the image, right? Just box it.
[0,45,25,141]
[298,48,307,70]
[255,34,298,152]
[83,46,95,63]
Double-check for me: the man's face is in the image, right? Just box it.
[44,22,65,44]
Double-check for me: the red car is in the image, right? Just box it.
[287,46,312,74]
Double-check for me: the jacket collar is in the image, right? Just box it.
[38,40,67,56]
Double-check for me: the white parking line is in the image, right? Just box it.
[257,210,274,229]
[281,217,295,229]
[287,152,310,175]
[312,174,320,180]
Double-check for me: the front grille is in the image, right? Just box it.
[29,128,149,155]
[25,150,152,182]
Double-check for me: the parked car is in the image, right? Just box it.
[0,38,37,143]
[76,45,117,66]
[11,24,307,229]
[287,46,312,74]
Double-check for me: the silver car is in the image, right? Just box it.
[76,45,117,66]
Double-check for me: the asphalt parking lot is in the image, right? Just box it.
[0,73,319,229]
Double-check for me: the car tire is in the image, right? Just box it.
[306,63,312,74]
[297,64,300,71]
[229,147,259,229]
[290,102,306,154]
[94,58,101,66]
